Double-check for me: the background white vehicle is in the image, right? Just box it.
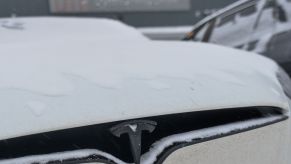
[0,17,290,164]
[139,26,193,41]
[0,0,237,27]
[184,0,291,76]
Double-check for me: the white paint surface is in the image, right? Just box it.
[164,120,291,164]
[142,115,286,164]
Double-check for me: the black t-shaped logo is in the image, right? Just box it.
[110,120,157,164]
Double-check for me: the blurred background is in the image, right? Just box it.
[1,0,291,75]
[0,0,237,27]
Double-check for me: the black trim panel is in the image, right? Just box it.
[0,106,288,164]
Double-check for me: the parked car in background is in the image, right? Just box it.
[0,17,290,164]
[139,26,193,41]
[184,0,291,76]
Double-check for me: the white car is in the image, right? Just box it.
[0,17,290,164]
[184,0,291,76]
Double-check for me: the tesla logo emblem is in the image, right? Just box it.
[110,120,157,164]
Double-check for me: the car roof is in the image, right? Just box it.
[0,32,288,141]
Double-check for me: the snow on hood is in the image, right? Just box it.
[0,25,289,140]
[0,17,148,45]
[0,149,126,164]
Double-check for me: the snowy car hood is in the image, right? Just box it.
[0,17,148,45]
[0,35,289,140]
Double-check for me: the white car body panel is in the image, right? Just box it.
[164,120,291,164]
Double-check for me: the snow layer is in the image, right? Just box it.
[0,149,126,164]
[0,17,148,45]
[26,101,48,117]
[0,17,289,141]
